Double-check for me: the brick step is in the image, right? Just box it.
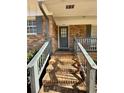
[49,58,77,65]
[40,52,87,93]
[46,64,79,74]
[54,52,74,55]
[42,73,83,86]
[39,83,86,93]
[51,55,74,60]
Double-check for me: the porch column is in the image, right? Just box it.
[48,16,58,53]
[42,16,47,39]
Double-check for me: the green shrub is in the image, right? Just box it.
[27,48,39,64]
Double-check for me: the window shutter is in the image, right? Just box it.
[86,24,91,37]
[36,16,42,33]
[46,19,49,35]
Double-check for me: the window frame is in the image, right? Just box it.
[27,20,37,35]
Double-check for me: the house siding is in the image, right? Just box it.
[27,16,96,53]
[48,16,58,53]
[69,25,87,50]
[27,34,45,52]
[27,16,46,51]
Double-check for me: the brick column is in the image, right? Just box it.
[48,16,58,53]
[42,16,46,38]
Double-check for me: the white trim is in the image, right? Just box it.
[27,41,49,67]
[58,26,60,48]
[77,42,97,69]
[27,25,37,27]
[68,26,70,49]
[27,33,37,35]
[38,53,50,78]
[27,20,37,34]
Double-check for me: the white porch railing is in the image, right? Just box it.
[74,38,97,93]
[27,39,51,93]
[76,37,97,51]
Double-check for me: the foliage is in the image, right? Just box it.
[27,48,39,64]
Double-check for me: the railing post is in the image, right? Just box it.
[89,69,96,93]
[74,38,97,93]
[27,39,52,93]
[86,68,96,93]
[30,64,39,93]
[49,39,52,54]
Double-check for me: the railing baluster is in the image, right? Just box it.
[27,39,51,93]
[74,38,97,93]
[88,69,96,93]
[75,37,97,51]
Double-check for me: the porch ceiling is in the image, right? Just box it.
[27,0,97,25]
[44,0,97,17]
[27,0,52,16]
[27,0,43,16]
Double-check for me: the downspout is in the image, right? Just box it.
[38,1,49,40]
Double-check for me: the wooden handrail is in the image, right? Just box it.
[76,37,97,52]
[77,42,97,69]
[75,38,97,69]
[27,39,51,93]
[27,39,50,68]
[74,38,97,93]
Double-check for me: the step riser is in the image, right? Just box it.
[46,69,79,74]
[43,81,79,86]
[43,85,85,93]
[49,61,76,65]
[49,62,75,65]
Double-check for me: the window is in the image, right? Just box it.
[27,20,37,35]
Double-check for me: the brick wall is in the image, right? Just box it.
[27,15,58,53]
[53,25,92,50]
[89,52,97,62]
[27,34,45,52]
[91,25,97,38]
[48,16,58,53]
[27,16,94,53]
[69,25,87,49]
[27,16,46,52]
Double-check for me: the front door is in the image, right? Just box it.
[59,26,68,49]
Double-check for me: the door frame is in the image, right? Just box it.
[58,26,69,49]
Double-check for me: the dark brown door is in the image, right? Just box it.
[59,26,68,48]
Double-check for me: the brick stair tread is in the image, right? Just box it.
[42,73,81,85]
[54,52,74,55]
[40,51,87,93]
[39,84,86,93]
[49,59,76,65]
[39,86,60,93]
[46,64,78,73]
[51,54,74,59]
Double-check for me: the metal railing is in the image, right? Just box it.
[27,39,51,93]
[76,37,97,52]
[74,38,97,93]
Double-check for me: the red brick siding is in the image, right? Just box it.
[69,25,87,49]
[48,16,58,53]
[27,34,45,52]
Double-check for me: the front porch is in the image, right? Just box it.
[27,0,97,93]
[27,37,97,93]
